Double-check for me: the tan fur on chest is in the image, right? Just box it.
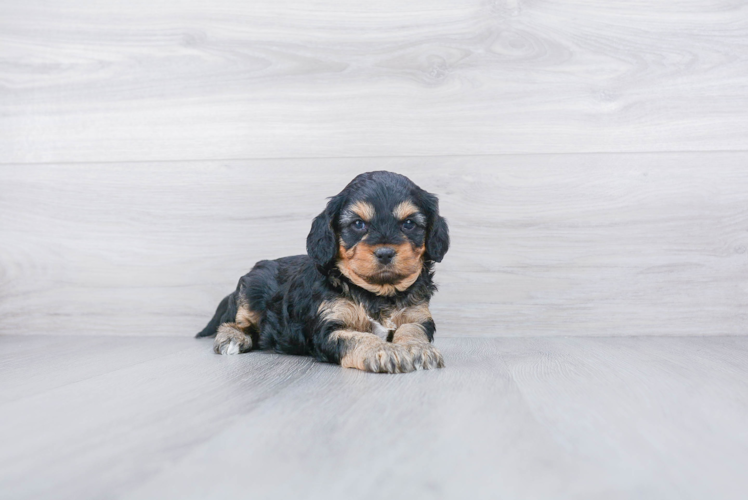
[318,299,432,335]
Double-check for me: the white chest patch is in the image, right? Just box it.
[368,316,394,341]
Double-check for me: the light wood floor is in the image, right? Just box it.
[1,335,747,500]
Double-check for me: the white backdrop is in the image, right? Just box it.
[1,0,747,337]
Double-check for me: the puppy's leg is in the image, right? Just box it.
[214,323,253,355]
[214,298,259,355]
[330,330,418,373]
[391,324,445,370]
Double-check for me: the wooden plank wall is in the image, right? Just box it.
[1,0,746,337]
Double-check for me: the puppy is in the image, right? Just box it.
[196,171,449,373]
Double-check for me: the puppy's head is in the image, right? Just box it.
[306,171,449,296]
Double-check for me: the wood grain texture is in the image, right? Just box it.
[1,336,747,500]
[1,0,748,163]
[1,152,747,338]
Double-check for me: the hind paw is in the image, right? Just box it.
[213,324,253,355]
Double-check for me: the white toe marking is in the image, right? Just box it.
[369,317,393,340]
[225,340,240,355]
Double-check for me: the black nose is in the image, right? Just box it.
[374,247,396,264]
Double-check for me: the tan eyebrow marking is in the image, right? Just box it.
[349,201,375,221]
[393,200,419,220]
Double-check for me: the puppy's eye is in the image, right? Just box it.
[352,220,368,232]
[402,219,416,231]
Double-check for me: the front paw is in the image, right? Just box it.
[404,342,445,370]
[344,341,444,373]
[213,324,253,355]
[362,343,416,374]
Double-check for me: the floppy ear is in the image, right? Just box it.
[426,214,450,263]
[420,191,450,263]
[306,196,343,270]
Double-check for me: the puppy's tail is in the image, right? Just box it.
[195,293,237,338]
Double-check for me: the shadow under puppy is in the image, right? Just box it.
[196,171,449,373]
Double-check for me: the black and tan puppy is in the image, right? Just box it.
[196,171,449,373]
